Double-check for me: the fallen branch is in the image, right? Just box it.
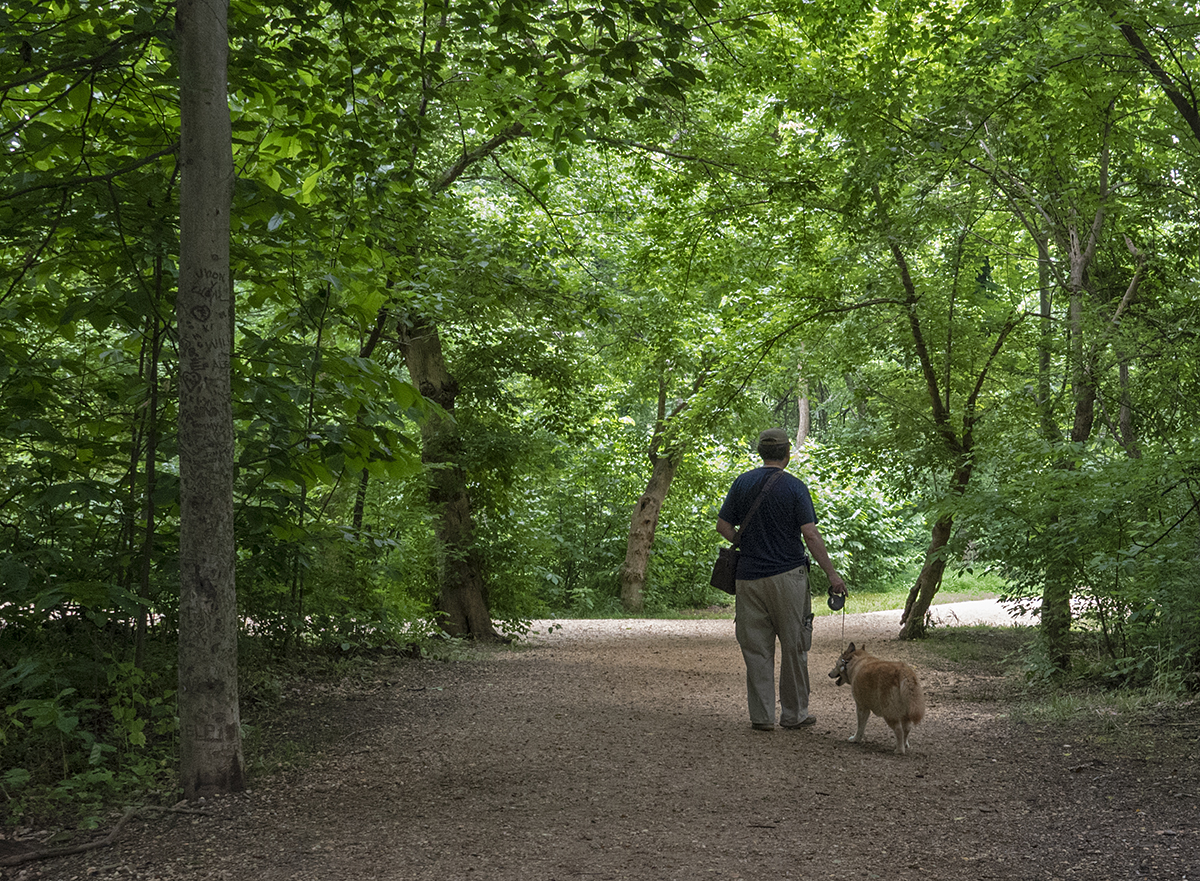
[0,804,210,867]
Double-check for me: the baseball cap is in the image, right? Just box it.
[758,428,790,446]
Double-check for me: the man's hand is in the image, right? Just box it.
[800,522,847,593]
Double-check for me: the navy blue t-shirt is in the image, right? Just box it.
[718,466,817,580]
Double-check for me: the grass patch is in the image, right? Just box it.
[667,570,1008,619]
[816,588,999,617]
[916,625,1197,755]
[1008,686,1197,753]
[919,624,1035,675]
[825,566,1003,614]
[815,566,1007,617]
[543,570,1010,621]
[821,568,1007,617]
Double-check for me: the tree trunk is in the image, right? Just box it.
[898,513,955,640]
[175,0,244,799]
[1067,288,1098,445]
[1040,540,1074,671]
[1035,230,1059,443]
[400,315,498,639]
[796,355,810,447]
[1035,230,1072,671]
[1043,182,1107,669]
[898,456,974,638]
[351,307,390,535]
[619,451,682,612]
[1111,241,1146,459]
[1041,122,1112,670]
[1039,290,1091,671]
[352,468,370,534]
[135,282,163,670]
[1116,357,1140,458]
[619,370,694,613]
[879,211,991,640]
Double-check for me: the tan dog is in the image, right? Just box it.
[828,642,925,755]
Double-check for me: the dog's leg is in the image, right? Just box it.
[888,720,906,755]
[849,705,870,743]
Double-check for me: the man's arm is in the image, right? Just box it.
[801,522,847,594]
[716,518,738,544]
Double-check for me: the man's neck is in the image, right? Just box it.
[761,459,788,469]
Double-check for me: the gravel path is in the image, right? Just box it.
[6,601,1196,881]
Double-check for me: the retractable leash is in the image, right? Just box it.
[827,584,849,642]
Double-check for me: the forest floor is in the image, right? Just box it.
[3,601,1198,881]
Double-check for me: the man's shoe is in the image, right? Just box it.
[781,716,816,729]
[751,722,775,731]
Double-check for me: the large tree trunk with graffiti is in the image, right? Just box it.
[175,0,245,799]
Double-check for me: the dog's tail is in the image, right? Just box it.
[900,675,926,726]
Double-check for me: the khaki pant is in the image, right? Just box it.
[735,565,813,727]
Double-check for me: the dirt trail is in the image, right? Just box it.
[5,605,1197,881]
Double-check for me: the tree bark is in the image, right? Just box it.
[619,451,682,612]
[1035,230,1059,443]
[898,460,973,639]
[175,0,244,799]
[352,306,391,535]
[796,354,810,448]
[619,372,694,612]
[1035,231,1072,671]
[891,227,959,637]
[400,315,498,639]
[899,515,954,640]
[361,123,528,627]
[876,188,1021,640]
[1112,239,1146,459]
[1116,357,1140,459]
[1041,295,1093,671]
[881,206,969,638]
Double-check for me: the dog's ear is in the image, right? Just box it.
[847,642,856,652]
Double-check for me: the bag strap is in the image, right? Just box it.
[732,469,786,549]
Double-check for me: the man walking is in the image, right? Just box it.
[716,429,848,731]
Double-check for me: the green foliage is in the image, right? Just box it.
[0,655,176,826]
[795,444,926,594]
[480,413,645,619]
[959,434,1200,691]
